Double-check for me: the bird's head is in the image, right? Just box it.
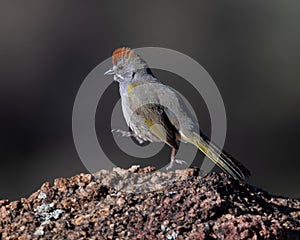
[104,47,149,82]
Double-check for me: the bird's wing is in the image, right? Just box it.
[156,83,199,135]
[135,103,179,149]
[125,79,198,145]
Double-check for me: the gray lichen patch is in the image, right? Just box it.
[34,202,65,225]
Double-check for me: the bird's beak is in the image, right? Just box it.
[104,68,114,75]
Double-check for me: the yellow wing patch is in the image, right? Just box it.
[127,83,138,93]
[145,120,167,142]
[145,119,154,127]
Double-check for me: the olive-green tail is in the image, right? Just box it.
[188,134,251,180]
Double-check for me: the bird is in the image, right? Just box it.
[105,47,251,180]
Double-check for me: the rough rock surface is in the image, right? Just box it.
[0,166,299,239]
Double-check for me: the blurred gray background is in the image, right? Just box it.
[0,1,299,200]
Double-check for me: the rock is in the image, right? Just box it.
[0,167,299,239]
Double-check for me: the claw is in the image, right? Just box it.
[166,159,188,170]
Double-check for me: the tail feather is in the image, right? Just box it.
[188,133,251,180]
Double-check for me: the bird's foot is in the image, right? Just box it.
[166,159,188,171]
[112,129,133,137]
[111,129,145,144]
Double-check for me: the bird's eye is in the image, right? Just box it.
[132,72,136,78]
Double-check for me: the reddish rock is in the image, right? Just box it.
[0,167,299,239]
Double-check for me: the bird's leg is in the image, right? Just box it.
[166,148,188,170]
